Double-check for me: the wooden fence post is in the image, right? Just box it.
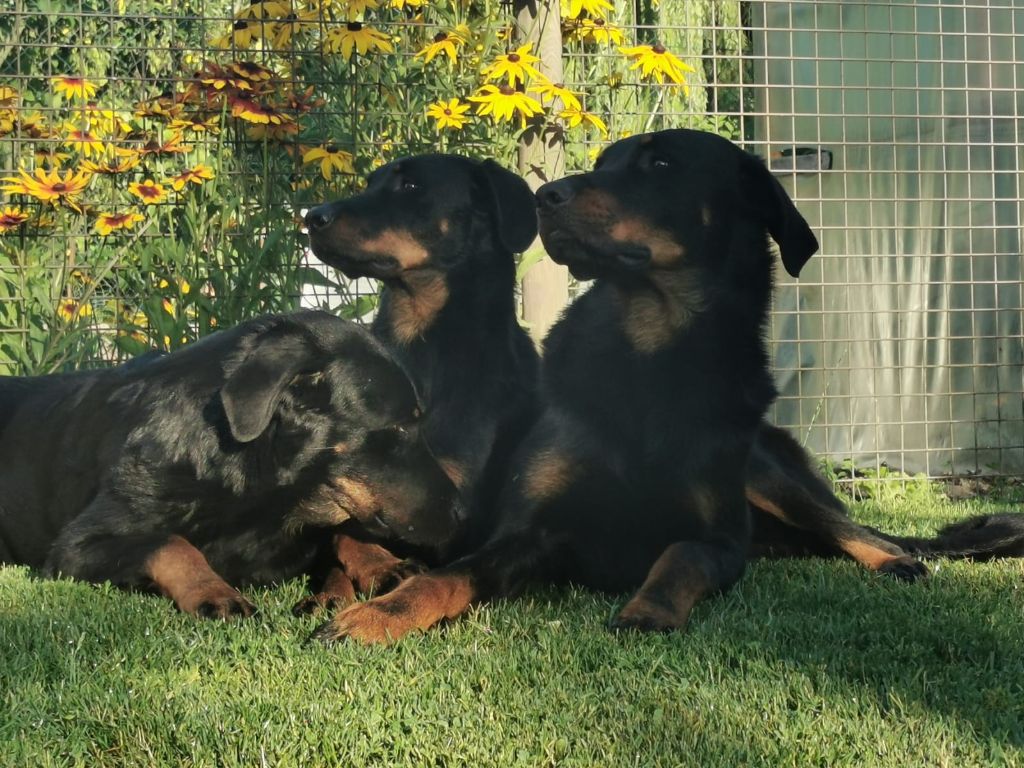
[514,0,569,345]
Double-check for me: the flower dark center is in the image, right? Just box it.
[508,53,520,63]
[51,183,67,193]
[347,22,363,31]
[499,85,515,96]
[595,19,606,26]
[652,44,666,54]
[326,144,339,152]
[443,108,452,115]
[434,32,448,42]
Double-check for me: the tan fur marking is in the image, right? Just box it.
[615,269,705,354]
[438,218,450,235]
[335,477,380,516]
[320,572,476,644]
[575,188,619,218]
[745,489,792,524]
[333,441,351,454]
[360,229,430,269]
[608,218,685,267]
[144,535,253,617]
[388,271,449,344]
[838,538,905,571]
[701,205,713,227]
[438,458,468,490]
[523,448,577,501]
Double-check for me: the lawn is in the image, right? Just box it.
[2,488,1023,767]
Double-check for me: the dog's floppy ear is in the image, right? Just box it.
[740,154,819,277]
[220,328,315,443]
[477,159,538,253]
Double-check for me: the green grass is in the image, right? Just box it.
[3,490,1023,767]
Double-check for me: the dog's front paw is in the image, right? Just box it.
[353,557,426,596]
[310,595,417,645]
[610,595,684,634]
[179,581,256,620]
[878,555,929,582]
[291,591,353,617]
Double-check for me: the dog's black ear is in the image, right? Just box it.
[740,154,819,277]
[220,329,314,443]
[477,159,538,253]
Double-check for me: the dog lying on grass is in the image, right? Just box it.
[0,311,461,618]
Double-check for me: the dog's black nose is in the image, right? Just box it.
[536,180,575,209]
[305,205,334,232]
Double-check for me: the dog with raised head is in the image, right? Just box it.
[300,155,540,610]
[0,311,461,618]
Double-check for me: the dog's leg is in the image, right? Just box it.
[335,530,425,595]
[311,530,548,644]
[291,565,356,616]
[144,535,256,619]
[611,537,748,633]
[747,424,927,580]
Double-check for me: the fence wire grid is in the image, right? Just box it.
[0,0,1022,481]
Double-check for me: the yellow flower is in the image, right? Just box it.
[94,209,145,236]
[169,163,216,191]
[169,114,221,136]
[62,124,105,158]
[618,44,695,91]
[20,111,51,139]
[302,145,356,181]
[340,0,380,17]
[322,22,395,61]
[560,106,608,136]
[481,43,542,87]
[128,179,168,205]
[158,277,191,294]
[0,85,17,105]
[0,206,30,233]
[57,299,93,322]
[53,76,99,101]
[134,96,183,122]
[228,60,276,83]
[228,95,294,125]
[82,105,132,137]
[266,10,320,48]
[246,122,300,140]
[560,0,613,19]
[390,0,423,9]
[1,167,92,211]
[82,151,141,175]
[565,18,625,45]
[415,26,470,65]
[529,77,582,111]
[469,84,545,125]
[425,98,472,131]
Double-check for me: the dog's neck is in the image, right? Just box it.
[382,268,450,346]
[612,269,707,355]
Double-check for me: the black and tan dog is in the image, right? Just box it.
[0,311,461,618]
[300,155,540,609]
[311,130,1024,643]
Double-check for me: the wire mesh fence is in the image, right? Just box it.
[0,0,1021,482]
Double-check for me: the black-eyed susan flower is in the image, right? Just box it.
[82,105,132,137]
[267,10,320,48]
[302,145,356,181]
[197,63,253,92]
[134,96,183,121]
[529,77,582,111]
[389,0,423,9]
[132,136,191,157]
[82,151,141,175]
[128,179,168,205]
[56,298,93,322]
[415,25,470,64]
[94,209,145,236]
[20,111,51,139]
[228,60,276,83]
[169,114,222,136]
[53,76,99,101]
[481,44,543,87]
[560,106,608,136]
[33,149,72,167]
[158,276,191,294]
[62,124,105,158]
[0,109,14,136]
[425,98,472,131]
[322,22,394,60]
[566,18,625,45]
[229,95,295,126]
[469,84,544,125]
[0,85,17,105]
[618,43,695,91]
[1,167,92,211]
[561,0,613,19]
[246,121,300,141]
[0,206,30,233]
[340,0,379,17]
[169,163,216,191]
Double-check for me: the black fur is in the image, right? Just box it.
[0,311,460,616]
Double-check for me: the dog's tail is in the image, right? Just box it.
[870,513,1024,561]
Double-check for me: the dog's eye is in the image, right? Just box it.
[651,157,670,169]
[401,179,418,191]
